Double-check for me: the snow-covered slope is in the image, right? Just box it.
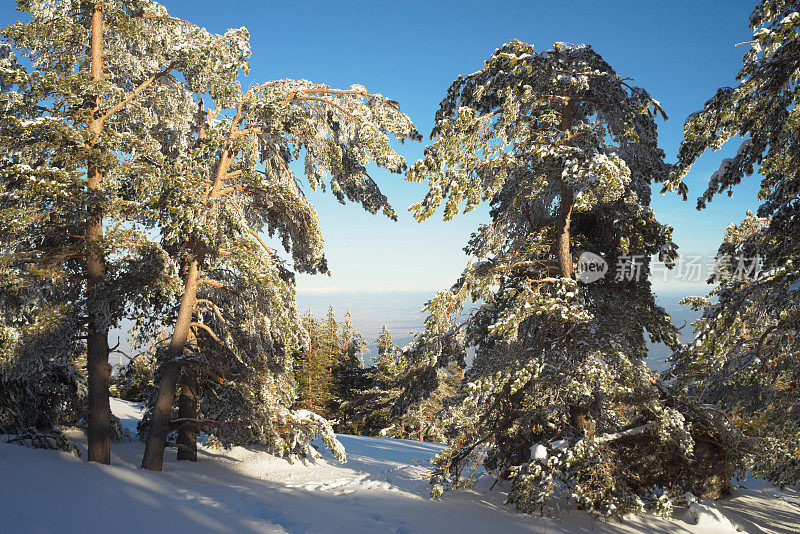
[0,398,798,533]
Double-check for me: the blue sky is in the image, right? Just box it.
[0,0,763,296]
[191,0,756,296]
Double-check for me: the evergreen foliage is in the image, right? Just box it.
[293,308,366,426]
[115,355,156,403]
[405,40,756,517]
[133,3,420,469]
[0,0,420,469]
[1,0,795,523]
[338,325,405,436]
[0,0,232,463]
[1,41,86,430]
[338,325,461,441]
[669,0,800,487]
[4,427,81,457]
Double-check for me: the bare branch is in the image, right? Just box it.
[247,228,276,257]
[595,423,652,444]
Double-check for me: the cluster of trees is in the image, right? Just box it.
[333,324,463,441]
[0,0,418,470]
[391,0,800,518]
[292,308,365,423]
[1,0,799,522]
[115,310,457,442]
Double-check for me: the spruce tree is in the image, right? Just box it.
[294,310,339,417]
[669,0,800,486]
[0,0,237,463]
[330,311,368,428]
[339,325,459,440]
[405,40,754,516]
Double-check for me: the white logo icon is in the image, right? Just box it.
[577,251,608,283]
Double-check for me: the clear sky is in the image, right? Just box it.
[0,0,763,296]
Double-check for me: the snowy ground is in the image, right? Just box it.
[1,399,799,534]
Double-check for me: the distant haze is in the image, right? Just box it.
[297,291,434,364]
[109,289,704,371]
[298,288,704,370]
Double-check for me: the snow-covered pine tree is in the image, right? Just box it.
[668,0,800,486]
[337,324,459,441]
[0,0,239,463]
[140,51,420,469]
[330,311,370,430]
[115,354,156,403]
[0,265,86,438]
[405,40,755,516]
[159,251,348,464]
[0,44,86,440]
[401,360,461,442]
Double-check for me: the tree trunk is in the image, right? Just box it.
[142,257,201,471]
[556,183,574,279]
[308,342,313,409]
[86,3,110,465]
[176,372,198,462]
[174,103,206,464]
[556,97,595,437]
[86,326,110,464]
[418,404,424,441]
[141,115,236,470]
[555,98,575,280]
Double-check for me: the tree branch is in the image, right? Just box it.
[247,228,276,257]
[475,259,561,276]
[191,322,225,347]
[100,62,177,122]
[195,299,227,326]
[594,423,652,444]
[222,169,244,181]
[756,318,794,363]
[198,278,225,288]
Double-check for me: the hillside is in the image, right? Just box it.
[1,399,798,533]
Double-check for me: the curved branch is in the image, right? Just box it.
[247,228,276,257]
[190,322,225,347]
[755,318,795,363]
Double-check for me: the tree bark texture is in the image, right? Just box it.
[176,372,198,462]
[141,258,201,470]
[86,3,110,465]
